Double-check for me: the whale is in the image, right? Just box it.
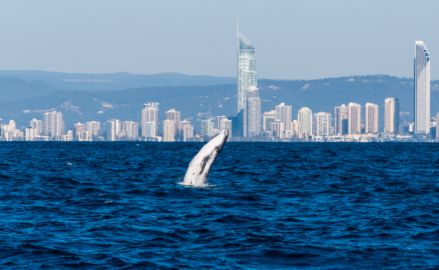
[182,130,229,186]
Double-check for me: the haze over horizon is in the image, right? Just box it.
[1,0,439,80]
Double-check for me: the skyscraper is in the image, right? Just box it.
[86,121,101,137]
[385,98,400,134]
[25,127,36,141]
[348,103,362,135]
[166,109,181,132]
[262,110,276,132]
[183,124,194,142]
[144,122,156,139]
[163,119,176,142]
[215,116,227,130]
[74,122,85,138]
[271,120,284,139]
[365,103,379,134]
[122,121,139,140]
[179,120,191,131]
[66,130,73,141]
[291,120,299,138]
[276,103,293,131]
[200,119,213,138]
[334,104,349,135]
[312,112,333,136]
[107,119,120,141]
[142,103,159,137]
[246,86,261,137]
[220,118,233,138]
[415,41,431,134]
[298,107,312,137]
[30,119,43,136]
[237,29,257,137]
[43,111,64,138]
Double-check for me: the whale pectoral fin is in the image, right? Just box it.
[183,130,229,186]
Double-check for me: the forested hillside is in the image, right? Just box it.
[1,74,438,133]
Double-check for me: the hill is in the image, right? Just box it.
[0,76,59,102]
[0,71,236,90]
[1,74,438,133]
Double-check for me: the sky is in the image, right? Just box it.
[0,0,438,80]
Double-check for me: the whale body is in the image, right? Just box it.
[183,130,229,186]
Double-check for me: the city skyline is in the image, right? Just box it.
[0,32,436,142]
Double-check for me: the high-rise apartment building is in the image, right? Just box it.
[166,109,181,132]
[365,103,379,134]
[144,122,156,139]
[220,118,232,137]
[276,103,293,131]
[30,119,43,136]
[291,120,299,137]
[385,98,400,134]
[415,41,431,134]
[237,30,257,137]
[25,128,36,141]
[215,116,227,130]
[1,120,23,141]
[246,86,261,137]
[163,120,176,142]
[66,130,74,141]
[43,111,64,138]
[298,107,312,136]
[334,104,349,135]
[312,112,333,136]
[122,121,139,140]
[86,121,100,137]
[200,119,213,138]
[271,120,284,139]
[74,123,85,138]
[263,110,276,132]
[142,103,159,137]
[348,103,362,134]
[179,120,191,131]
[183,124,194,141]
[107,119,120,141]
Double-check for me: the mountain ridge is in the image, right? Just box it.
[1,74,439,133]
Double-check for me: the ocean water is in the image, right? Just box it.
[1,142,439,269]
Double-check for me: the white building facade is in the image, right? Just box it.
[107,119,120,141]
[298,107,312,137]
[276,103,293,131]
[142,103,159,137]
[237,31,257,137]
[334,104,349,135]
[30,119,43,136]
[163,120,176,142]
[43,111,64,139]
[365,103,379,134]
[86,121,101,137]
[385,98,400,134]
[246,86,261,137]
[348,103,362,135]
[312,112,333,136]
[414,41,430,134]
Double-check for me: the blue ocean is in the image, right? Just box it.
[1,142,439,269]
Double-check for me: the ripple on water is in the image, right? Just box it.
[0,142,439,269]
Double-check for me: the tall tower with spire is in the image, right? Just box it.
[237,21,257,137]
[414,41,431,135]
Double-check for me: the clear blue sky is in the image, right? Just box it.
[0,0,438,80]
